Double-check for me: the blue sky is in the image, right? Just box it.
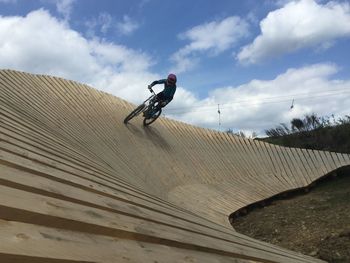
[0,0,350,135]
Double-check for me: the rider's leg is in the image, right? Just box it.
[158,99,169,108]
[156,92,172,109]
[146,93,172,118]
[154,92,165,110]
[144,93,163,118]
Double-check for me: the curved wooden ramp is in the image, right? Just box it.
[1,70,348,262]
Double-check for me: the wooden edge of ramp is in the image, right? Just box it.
[1,69,346,262]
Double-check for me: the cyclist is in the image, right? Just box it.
[147,73,177,110]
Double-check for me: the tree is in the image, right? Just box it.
[304,113,320,130]
[226,129,234,134]
[291,118,304,132]
[265,123,290,137]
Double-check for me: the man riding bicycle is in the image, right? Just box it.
[147,73,177,110]
[124,73,177,125]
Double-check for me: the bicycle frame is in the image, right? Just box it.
[123,87,162,125]
[142,89,157,110]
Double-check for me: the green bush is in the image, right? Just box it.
[262,114,350,154]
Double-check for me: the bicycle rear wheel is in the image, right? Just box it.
[143,108,162,126]
[124,104,145,124]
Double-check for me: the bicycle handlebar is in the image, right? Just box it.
[148,86,155,95]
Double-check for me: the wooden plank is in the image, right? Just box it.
[0,150,232,234]
[259,142,292,189]
[0,163,260,242]
[246,139,283,194]
[0,185,320,263]
[0,70,335,262]
[0,220,249,263]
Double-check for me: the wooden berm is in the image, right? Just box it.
[1,70,348,262]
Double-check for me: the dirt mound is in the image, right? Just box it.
[232,172,350,263]
[318,230,350,262]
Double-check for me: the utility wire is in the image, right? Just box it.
[165,88,350,114]
[166,88,350,111]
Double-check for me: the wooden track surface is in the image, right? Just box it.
[1,70,348,262]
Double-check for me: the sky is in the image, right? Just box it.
[0,0,350,136]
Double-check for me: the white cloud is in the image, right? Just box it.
[171,16,249,73]
[116,15,139,35]
[54,0,75,20]
[39,0,75,21]
[237,0,350,64]
[85,12,113,37]
[165,63,350,136]
[0,9,157,102]
[272,0,296,7]
[99,13,113,34]
[0,9,349,136]
[85,14,139,37]
[0,0,17,3]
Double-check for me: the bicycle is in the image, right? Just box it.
[123,88,162,126]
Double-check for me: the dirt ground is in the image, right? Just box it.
[232,173,350,263]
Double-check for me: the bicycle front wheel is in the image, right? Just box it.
[124,104,145,124]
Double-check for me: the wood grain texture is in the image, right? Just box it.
[1,70,347,262]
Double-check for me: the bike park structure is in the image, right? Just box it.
[1,70,349,262]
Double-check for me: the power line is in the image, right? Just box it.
[165,88,350,114]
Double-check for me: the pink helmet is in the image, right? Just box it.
[167,73,177,85]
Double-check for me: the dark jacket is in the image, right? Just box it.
[150,79,176,100]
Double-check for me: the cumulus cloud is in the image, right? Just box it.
[0,9,349,136]
[237,0,350,64]
[165,63,350,135]
[0,9,157,102]
[272,0,296,7]
[85,12,113,37]
[38,0,76,21]
[171,16,249,73]
[56,0,74,15]
[0,0,17,3]
[85,13,139,37]
[116,15,139,35]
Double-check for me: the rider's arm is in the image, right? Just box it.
[149,79,166,88]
